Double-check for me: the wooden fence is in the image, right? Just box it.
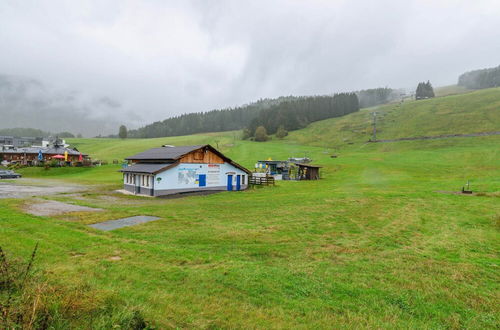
[249,176,275,186]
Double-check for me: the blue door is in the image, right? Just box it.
[227,175,233,191]
[199,174,206,187]
[236,175,241,191]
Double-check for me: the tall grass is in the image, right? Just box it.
[0,244,151,329]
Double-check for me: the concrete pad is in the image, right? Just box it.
[89,215,161,231]
[25,200,103,216]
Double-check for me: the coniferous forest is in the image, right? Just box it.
[127,97,297,138]
[458,65,500,89]
[127,89,395,139]
[246,93,359,137]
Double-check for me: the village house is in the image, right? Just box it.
[121,145,251,196]
[0,140,87,166]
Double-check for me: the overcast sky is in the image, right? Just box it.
[1,0,499,127]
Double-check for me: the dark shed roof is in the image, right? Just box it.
[126,145,204,161]
[120,162,175,174]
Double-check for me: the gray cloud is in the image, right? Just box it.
[1,0,499,132]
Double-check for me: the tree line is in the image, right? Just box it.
[458,65,500,89]
[0,127,80,138]
[127,97,298,138]
[246,93,359,138]
[124,87,399,139]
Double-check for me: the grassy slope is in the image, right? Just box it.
[434,84,471,97]
[17,87,500,184]
[287,87,500,148]
[2,89,500,328]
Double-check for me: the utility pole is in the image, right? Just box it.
[371,112,378,141]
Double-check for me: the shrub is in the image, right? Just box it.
[254,126,269,142]
[276,125,288,139]
[241,128,251,140]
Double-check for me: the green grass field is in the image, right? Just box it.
[434,84,471,97]
[1,89,499,328]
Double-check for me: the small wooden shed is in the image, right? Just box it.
[296,163,321,180]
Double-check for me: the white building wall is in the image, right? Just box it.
[154,162,247,191]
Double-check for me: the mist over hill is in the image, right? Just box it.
[0,74,134,137]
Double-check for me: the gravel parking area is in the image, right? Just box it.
[0,179,84,199]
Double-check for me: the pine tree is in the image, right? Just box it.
[416,81,434,100]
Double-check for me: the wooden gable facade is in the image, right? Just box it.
[180,148,224,164]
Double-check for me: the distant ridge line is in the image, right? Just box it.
[371,131,500,143]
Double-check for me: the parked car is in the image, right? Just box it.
[0,170,22,179]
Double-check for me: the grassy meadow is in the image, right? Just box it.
[1,89,499,328]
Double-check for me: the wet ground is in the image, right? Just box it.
[0,179,85,199]
[25,200,103,216]
[89,215,161,231]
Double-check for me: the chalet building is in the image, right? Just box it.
[121,145,251,196]
[0,145,87,166]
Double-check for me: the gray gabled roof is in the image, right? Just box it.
[125,145,204,161]
[124,144,252,174]
[0,146,86,156]
[120,162,175,174]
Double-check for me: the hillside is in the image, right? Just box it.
[62,87,500,162]
[5,87,500,328]
[434,84,470,97]
[285,87,500,148]
[7,133,500,328]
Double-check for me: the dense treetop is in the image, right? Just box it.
[128,97,298,139]
[127,88,391,139]
[416,81,435,100]
[458,65,500,89]
[247,93,359,137]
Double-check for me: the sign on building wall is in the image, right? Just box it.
[207,164,220,185]
[178,167,198,185]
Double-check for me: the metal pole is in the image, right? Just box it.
[372,112,378,141]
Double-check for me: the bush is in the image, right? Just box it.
[254,126,269,142]
[276,125,288,139]
[241,128,251,140]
